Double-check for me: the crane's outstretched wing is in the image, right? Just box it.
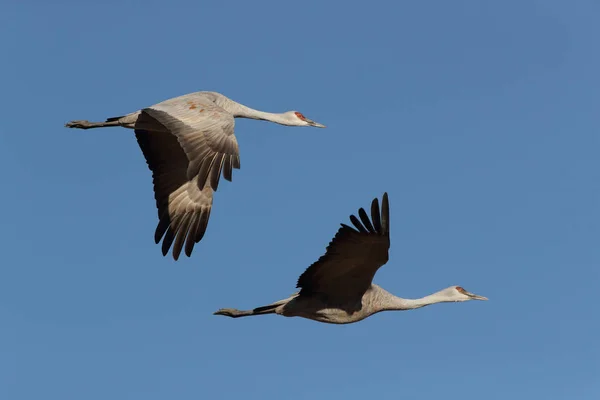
[135,125,213,260]
[296,193,391,303]
[141,94,241,192]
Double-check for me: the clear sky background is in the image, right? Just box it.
[1,1,598,399]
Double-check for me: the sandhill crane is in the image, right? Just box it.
[65,91,325,260]
[214,193,487,324]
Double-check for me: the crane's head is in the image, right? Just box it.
[282,111,326,128]
[441,286,488,302]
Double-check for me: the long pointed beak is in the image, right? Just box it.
[306,119,326,128]
[467,292,488,301]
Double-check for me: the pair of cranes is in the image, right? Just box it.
[66,91,487,325]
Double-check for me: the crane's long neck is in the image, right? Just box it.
[377,289,451,312]
[209,92,292,125]
[390,294,448,310]
[234,106,291,124]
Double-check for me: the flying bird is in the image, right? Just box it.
[65,91,325,260]
[214,193,487,324]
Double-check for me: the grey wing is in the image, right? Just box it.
[141,95,240,192]
[296,193,391,303]
[135,126,213,260]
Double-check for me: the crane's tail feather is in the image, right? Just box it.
[105,115,125,122]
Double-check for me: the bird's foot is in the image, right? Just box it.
[65,120,92,129]
[213,308,238,317]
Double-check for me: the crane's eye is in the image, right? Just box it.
[456,286,466,294]
[295,112,306,120]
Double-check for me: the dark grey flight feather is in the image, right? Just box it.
[295,193,391,303]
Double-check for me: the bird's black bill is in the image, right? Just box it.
[467,292,488,301]
[305,118,326,128]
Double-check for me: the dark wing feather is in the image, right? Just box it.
[371,199,382,232]
[358,207,375,233]
[135,122,214,260]
[296,193,391,303]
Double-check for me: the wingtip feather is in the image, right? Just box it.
[349,215,367,233]
[172,214,193,261]
[371,197,382,234]
[381,192,390,235]
[358,207,376,233]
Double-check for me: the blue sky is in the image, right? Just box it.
[1,1,598,399]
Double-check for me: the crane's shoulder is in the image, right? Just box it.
[141,92,235,128]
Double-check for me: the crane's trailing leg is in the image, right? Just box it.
[65,119,122,130]
[213,308,255,318]
[214,302,283,319]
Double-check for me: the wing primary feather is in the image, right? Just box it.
[187,158,203,182]
[161,227,176,257]
[209,154,225,191]
[162,215,184,258]
[358,207,375,233]
[184,213,201,257]
[371,198,382,234]
[233,155,241,169]
[155,216,170,244]
[381,192,390,236]
[349,215,367,233]
[172,213,193,261]
[195,209,211,243]
[197,154,218,191]
[223,156,233,182]
[340,223,357,232]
